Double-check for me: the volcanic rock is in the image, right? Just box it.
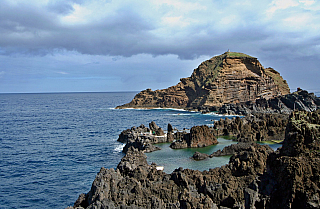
[116,52,289,110]
[210,142,274,157]
[191,151,210,160]
[170,125,218,149]
[213,113,289,142]
[219,89,320,115]
[69,110,320,209]
[267,110,320,208]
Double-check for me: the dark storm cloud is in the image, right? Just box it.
[1,0,320,62]
[0,1,155,56]
[1,0,320,94]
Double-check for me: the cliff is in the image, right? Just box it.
[116,52,290,110]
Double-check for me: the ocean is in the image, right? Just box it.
[0,92,279,209]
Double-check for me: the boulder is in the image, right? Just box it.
[191,151,209,160]
[170,125,218,149]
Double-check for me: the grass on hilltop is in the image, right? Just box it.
[226,52,254,58]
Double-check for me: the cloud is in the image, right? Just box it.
[0,0,319,62]
[56,71,68,75]
[0,0,320,93]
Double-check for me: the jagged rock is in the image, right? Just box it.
[281,110,320,156]
[122,138,161,153]
[266,110,320,208]
[210,142,273,157]
[149,121,165,136]
[170,125,218,149]
[166,124,175,142]
[219,89,320,115]
[117,122,168,153]
[117,124,150,143]
[213,113,288,142]
[116,52,289,110]
[70,110,320,209]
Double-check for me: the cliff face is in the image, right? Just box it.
[117,52,290,109]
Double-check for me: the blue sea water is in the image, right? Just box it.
[0,92,248,209]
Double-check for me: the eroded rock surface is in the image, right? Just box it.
[213,113,288,142]
[69,110,320,209]
[170,125,218,149]
[219,89,320,115]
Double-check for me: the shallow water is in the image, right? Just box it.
[146,137,238,173]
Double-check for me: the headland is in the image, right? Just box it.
[68,52,320,209]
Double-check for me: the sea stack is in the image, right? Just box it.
[116,52,290,110]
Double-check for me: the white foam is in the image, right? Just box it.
[156,166,164,171]
[114,143,125,153]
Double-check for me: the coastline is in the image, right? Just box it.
[68,110,320,209]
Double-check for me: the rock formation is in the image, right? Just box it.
[68,110,320,209]
[116,52,289,110]
[210,142,274,157]
[170,125,218,149]
[218,89,320,115]
[117,122,168,153]
[213,113,289,142]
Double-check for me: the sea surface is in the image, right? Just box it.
[0,92,278,209]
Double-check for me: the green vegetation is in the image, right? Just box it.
[265,68,290,95]
[226,52,254,58]
[203,54,226,86]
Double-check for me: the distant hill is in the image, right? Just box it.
[116,52,290,110]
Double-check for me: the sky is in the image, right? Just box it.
[1,0,320,94]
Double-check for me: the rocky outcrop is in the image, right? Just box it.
[71,144,273,209]
[116,52,289,110]
[69,110,320,209]
[210,142,274,157]
[170,125,218,149]
[218,89,320,115]
[118,122,171,153]
[191,151,210,160]
[118,123,167,144]
[267,110,320,208]
[213,113,289,142]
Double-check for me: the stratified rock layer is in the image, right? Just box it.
[116,52,289,110]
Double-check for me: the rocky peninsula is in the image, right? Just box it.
[68,110,320,209]
[68,52,320,209]
[116,52,290,111]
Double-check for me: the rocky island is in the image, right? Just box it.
[116,52,289,111]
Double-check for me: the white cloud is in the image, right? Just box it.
[60,3,92,25]
[299,0,315,6]
[266,0,299,16]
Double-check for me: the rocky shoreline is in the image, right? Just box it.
[68,110,320,209]
[67,52,320,209]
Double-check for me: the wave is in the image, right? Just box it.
[113,143,125,153]
[113,107,191,112]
